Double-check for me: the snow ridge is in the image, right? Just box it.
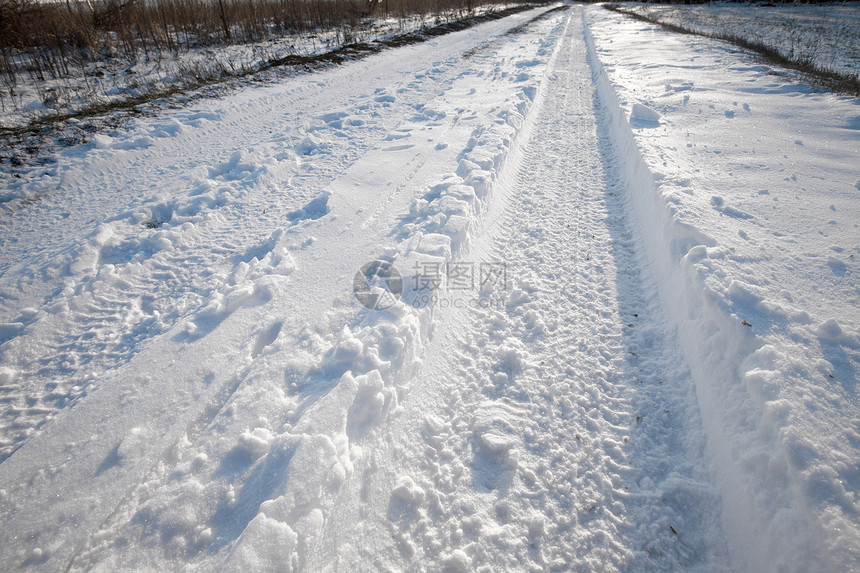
[218,11,569,571]
[585,8,860,572]
[357,9,730,570]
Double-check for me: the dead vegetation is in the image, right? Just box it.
[0,1,549,169]
[0,0,536,120]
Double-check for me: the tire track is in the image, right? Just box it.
[324,8,731,570]
[0,8,554,464]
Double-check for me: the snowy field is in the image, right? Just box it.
[611,1,860,81]
[0,5,517,131]
[0,3,858,571]
[0,15,402,127]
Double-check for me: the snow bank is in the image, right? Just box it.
[586,8,860,571]
[215,14,568,570]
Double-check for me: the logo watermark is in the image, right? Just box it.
[410,293,506,310]
[353,260,403,310]
[354,260,507,311]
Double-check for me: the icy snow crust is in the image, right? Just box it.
[0,4,856,572]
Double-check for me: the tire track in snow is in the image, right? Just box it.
[0,8,566,571]
[318,8,731,570]
[0,8,553,465]
[0,6,734,571]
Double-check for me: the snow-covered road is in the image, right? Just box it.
[1,4,858,572]
[305,12,727,570]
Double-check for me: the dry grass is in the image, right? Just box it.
[0,1,549,168]
[0,0,523,96]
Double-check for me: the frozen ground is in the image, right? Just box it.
[0,3,858,572]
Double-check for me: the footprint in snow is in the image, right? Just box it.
[826,256,847,276]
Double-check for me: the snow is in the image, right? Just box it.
[616,1,860,82]
[588,6,860,570]
[0,3,858,572]
[0,6,517,130]
[630,102,661,123]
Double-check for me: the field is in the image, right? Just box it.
[607,1,860,93]
[0,0,525,130]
